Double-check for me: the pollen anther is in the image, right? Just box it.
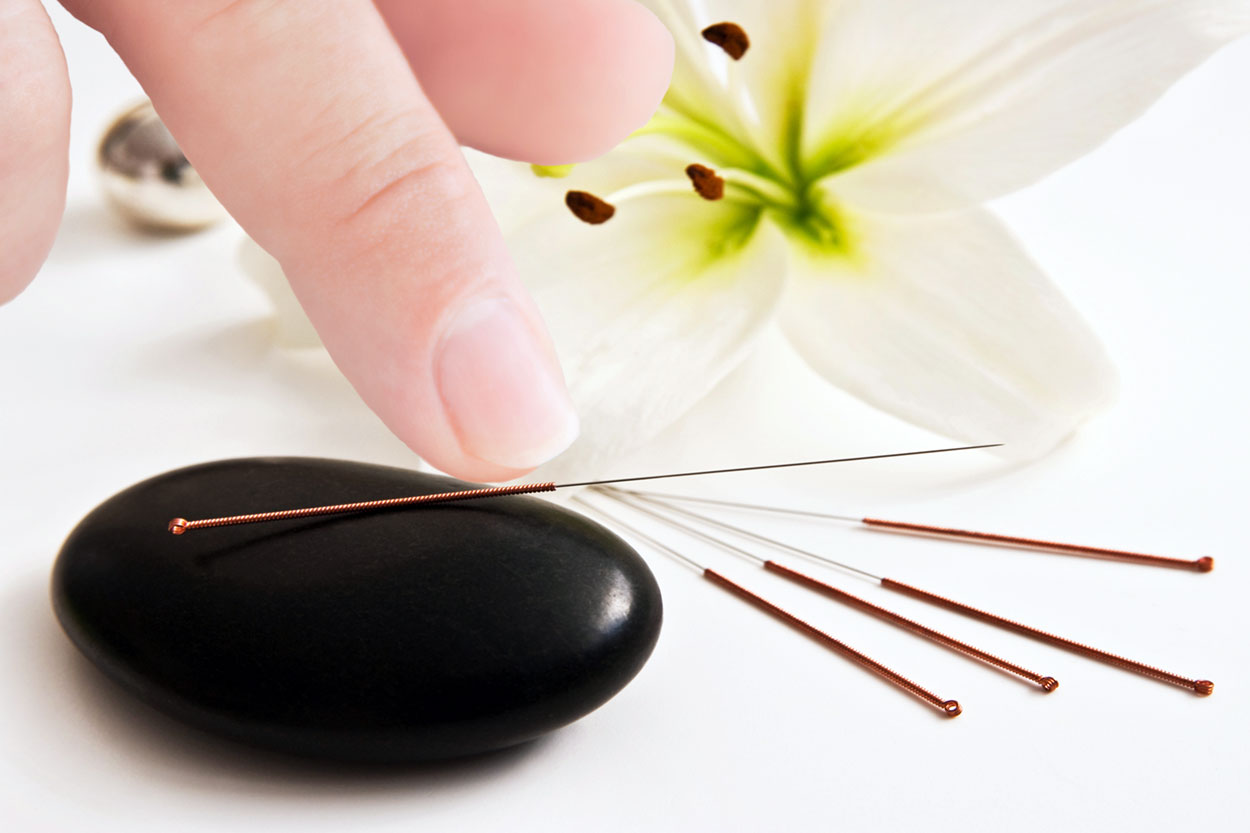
[702,22,750,60]
[685,164,725,201]
[565,191,616,225]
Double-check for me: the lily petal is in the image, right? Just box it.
[506,186,789,476]
[802,0,1250,212]
[778,200,1117,457]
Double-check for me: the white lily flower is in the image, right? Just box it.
[466,0,1250,473]
[245,0,1249,475]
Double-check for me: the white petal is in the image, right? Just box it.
[802,0,1250,212]
[778,202,1117,458]
[506,187,789,478]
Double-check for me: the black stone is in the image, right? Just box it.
[52,457,662,762]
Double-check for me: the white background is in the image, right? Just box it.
[2,4,1248,831]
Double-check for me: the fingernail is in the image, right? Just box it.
[435,299,579,470]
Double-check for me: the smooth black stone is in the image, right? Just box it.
[52,457,662,762]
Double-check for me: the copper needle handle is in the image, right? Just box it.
[880,578,1213,696]
[863,518,1213,573]
[703,569,962,718]
[763,561,1058,693]
[168,482,558,534]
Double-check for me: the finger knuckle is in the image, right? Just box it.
[330,145,470,237]
[191,0,287,35]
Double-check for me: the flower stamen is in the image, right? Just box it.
[532,163,576,179]
[565,191,616,225]
[685,164,725,201]
[701,22,750,60]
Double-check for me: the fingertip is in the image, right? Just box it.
[406,400,578,484]
[543,0,674,162]
[422,442,566,486]
[379,0,675,164]
[564,0,674,161]
[429,296,579,476]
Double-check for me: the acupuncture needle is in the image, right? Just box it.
[598,487,1059,693]
[166,443,1000,534]
[628,490,1213,573]
[568,494,963,719]
[628,490,1214,696]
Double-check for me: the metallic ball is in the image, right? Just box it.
[97,99,229,232]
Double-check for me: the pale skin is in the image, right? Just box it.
[0,0,674,480]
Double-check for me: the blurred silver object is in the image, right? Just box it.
[97,99,229,232]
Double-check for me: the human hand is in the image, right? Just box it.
[0,0,673,480]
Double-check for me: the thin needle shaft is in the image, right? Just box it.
[633,490,1212,573]
[556,443,1001,488]
[573,495,961,718]
[631,490,861,523]
[602,489,1058,693]
[599,489,766,567]
[607,487,881,582]
[570,495,703,573]
[169,442,999,535]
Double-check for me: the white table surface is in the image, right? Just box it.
[3,5,1248,831]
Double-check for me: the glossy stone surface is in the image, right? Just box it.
[52,458,662,762]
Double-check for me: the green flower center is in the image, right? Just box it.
[554,20,878,259]
[642,104,853,256]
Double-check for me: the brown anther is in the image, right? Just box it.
[685,164,725,201]
[702,22,750,60]
[565,190,616,225]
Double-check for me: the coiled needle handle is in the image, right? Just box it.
[703,570,962,718]
[762,561,1058,693]
[862,519,1212,573]
[167,483,557,534]
[879,578,1213,696]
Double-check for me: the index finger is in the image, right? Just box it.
[62,0,579,480]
